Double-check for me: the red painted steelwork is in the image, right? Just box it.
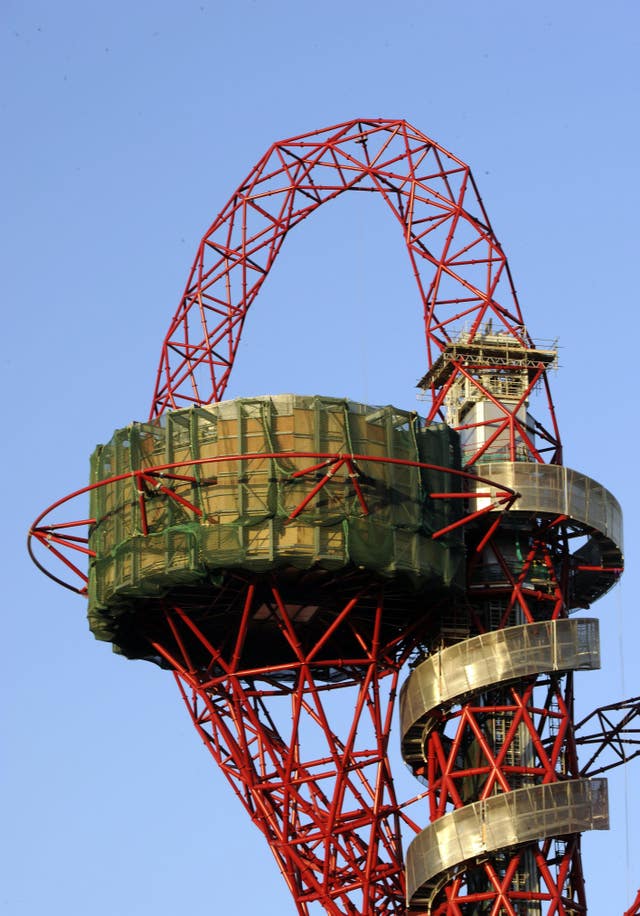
[414,531,590,913]
[28,119,625,914]
[150,118,561,467]
[28,450,514,595]
[625,890,640,916]
[154,589,423,914]
[143,113,596,910]
[576,696,640,776]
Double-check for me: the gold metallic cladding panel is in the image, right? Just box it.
[405,778,609,909]
[400,619,599,756]
[476,461,623,552]
[475,461,623,606]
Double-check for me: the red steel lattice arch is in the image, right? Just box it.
[151,118,560,469]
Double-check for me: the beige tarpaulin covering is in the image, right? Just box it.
[88,396,464,655]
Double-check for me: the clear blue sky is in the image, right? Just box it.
[3,1,640,913]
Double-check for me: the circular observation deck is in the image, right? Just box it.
[85,395,467,664]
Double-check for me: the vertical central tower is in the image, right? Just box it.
[403,327,620,912]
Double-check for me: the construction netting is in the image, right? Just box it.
[88,395,464,644]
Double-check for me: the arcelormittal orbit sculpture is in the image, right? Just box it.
[30,119,632,914]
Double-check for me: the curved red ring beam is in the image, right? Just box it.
[27,452,517,594]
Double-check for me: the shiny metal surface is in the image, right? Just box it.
[405,778,609,909]
[476,461,623,606]
[401,619,600,764]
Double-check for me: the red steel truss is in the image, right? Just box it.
[157,592,419,915]
[29,120,628,914]
[625,890,640,916]
[576,696,640,776]
[150,118,561,468]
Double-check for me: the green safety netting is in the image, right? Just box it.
[88,395,464,651]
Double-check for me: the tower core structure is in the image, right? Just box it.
[29,120,625,914]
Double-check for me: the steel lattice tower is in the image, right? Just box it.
[30,119,628,914]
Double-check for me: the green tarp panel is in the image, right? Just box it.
[87,395,464,650]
